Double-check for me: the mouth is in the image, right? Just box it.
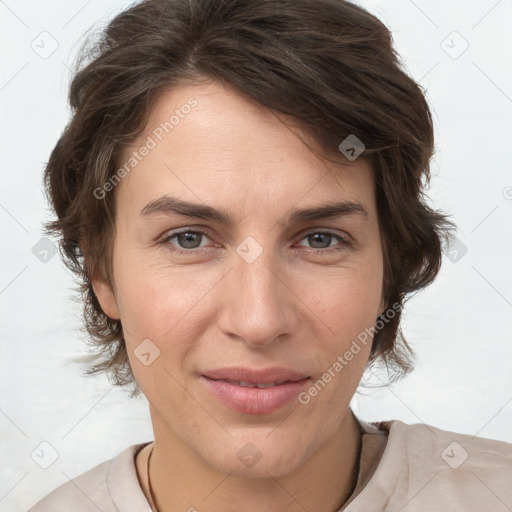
[200,367,310,414]
[210,378,304,389]
[201,366,309,384]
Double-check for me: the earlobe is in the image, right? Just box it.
[81,239,121,320]
[379,298,387,317]
[91,276,121,320]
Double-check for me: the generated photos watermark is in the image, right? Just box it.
[93,97,198,200]
[298,302,402,405]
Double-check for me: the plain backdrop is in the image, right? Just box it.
[1,0,511,510]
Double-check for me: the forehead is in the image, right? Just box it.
[116,79,377,223]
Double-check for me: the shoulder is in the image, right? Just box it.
[389,419,512,473]
[353,418,512,511]
[359,416,512,470]
[395,420,512,508]
[28,442,151,512]
[28,457,113,512]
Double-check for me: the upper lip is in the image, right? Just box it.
[202,367,310,384]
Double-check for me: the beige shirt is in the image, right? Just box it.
[29,416,512,511]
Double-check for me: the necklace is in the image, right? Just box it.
[145,431,363,512]
[147,444,159,512]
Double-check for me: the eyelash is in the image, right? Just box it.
[158,228,351,256]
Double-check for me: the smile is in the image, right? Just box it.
[200,375,311,414]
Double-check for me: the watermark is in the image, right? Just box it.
[297,302,402,405]
[32,236,57,263]
[134,338,161,366]
[31,31,59,60]
[237,442,263,468]
[441,441,469,469]
[338,134,365,161]
[236,236,264,264]
[440,31,469,60]
[443,236,468,263]
[93,97,198,200]
[31,441,59,469]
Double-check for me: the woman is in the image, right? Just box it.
[30,0,512,510]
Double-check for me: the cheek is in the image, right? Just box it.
[303,267,382,387]
[115,253,382,335]
[112,230,383,373]
[311,264,383,335]
[111,250,221,354]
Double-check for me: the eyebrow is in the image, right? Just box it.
[139,195,369,225]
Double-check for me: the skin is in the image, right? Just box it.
[92,79,385,512]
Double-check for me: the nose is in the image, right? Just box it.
[217,243,296,348]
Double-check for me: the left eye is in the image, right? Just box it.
[297,232,349,251]
[160,229,350,254]
[163,230,211,251]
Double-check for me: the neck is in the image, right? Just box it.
[141,408,363,512]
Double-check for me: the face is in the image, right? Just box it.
[93,79,385,478]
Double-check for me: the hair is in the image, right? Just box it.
[43,0,456,398]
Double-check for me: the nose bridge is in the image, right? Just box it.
[222,236,291,346]
[237,240,280,299]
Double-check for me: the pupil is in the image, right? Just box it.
[311,233,329,248]
[180,232,199,248]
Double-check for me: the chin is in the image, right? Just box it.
[198,431,310,479]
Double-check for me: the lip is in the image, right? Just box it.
[202,366,309,384]
[200,367,310,415]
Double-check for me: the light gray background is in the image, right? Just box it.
[1,0,511,510]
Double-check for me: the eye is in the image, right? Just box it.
[160,229,212,255]
[296,231,351,254]
[159,228,351,255]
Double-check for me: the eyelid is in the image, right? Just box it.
[159,226,351,243]
[159,224,352,239]
[158,227,214,248]
[159,226,352,255]
[300,227,351,241]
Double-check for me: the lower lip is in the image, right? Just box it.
[200,376,310,415]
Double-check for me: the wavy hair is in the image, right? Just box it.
[43,0,456,397]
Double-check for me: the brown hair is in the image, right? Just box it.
[43,0,456,397]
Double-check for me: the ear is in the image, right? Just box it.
[378,296,387,317]
[82,239,121,320]
[91,275,120,320]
